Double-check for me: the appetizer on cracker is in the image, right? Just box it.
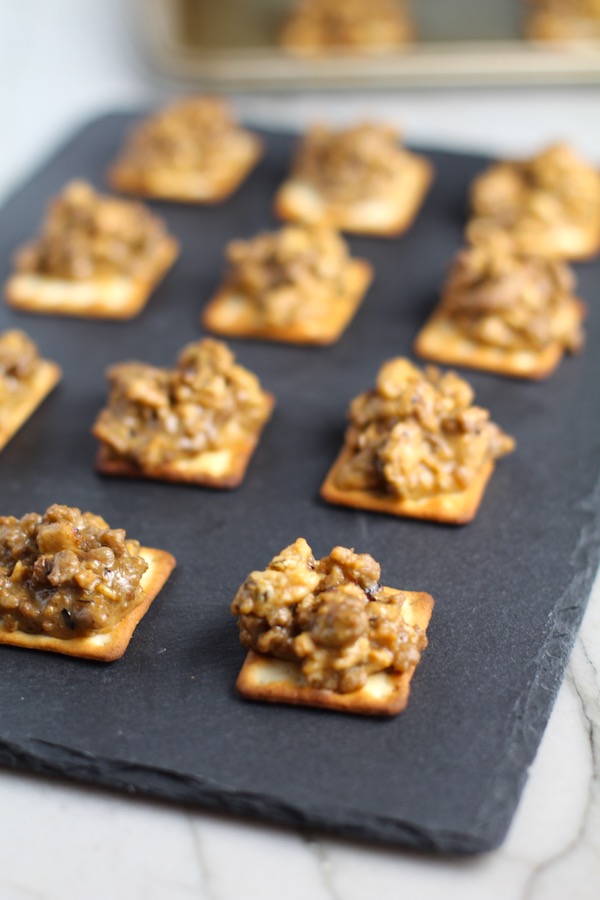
[279,0,414,55]
[108,97,262,203]
[0,504,175,661]
[5,181,178,319]
[232,538,433,716]
[93,338,274,488]
[469,143,600,260]
[526,0,600,41]
[415,233,585,379]
[321,358,514,524]
[274,123,432,236]
[0,329,61,452]
[202,225,372,345]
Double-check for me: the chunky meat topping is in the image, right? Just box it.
[232,538,426,694]
[334,358,515,499]
[441,234,584,352]
[225,226,352,326]
[93,339,271,469]
[280,0,413,51]
[0,330,41,402]
[292,123,415,203]
[115,97,251,174]
[470,144,600,242]
[0,504,147,639]
[15,181,169,280]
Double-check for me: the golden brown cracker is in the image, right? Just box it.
[0,546,176,661]
[236,589,434,716]
[414,303,585,380]
[274,154,433,237]
[321,444,495,524]
[94,393,275,489]
[5,238,178,320]
[202,259,373,345]
[467,216,600,262]
[108,134,262,204]
[0,360,62,453]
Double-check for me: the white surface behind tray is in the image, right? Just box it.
[0,1,599,898]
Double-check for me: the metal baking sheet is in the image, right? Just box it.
[0,114,599,853]
[138,0,600,87]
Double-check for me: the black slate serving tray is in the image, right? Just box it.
[0,114,599,854]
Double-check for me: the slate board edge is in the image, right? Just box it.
[471,469,600,838]
[1,112,599,856]
[0,110,149,211]
[0,735,486,854]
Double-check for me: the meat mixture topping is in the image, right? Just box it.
[93,339,271,469]
[280,0,413,51]
[225,226,353,326]
[440,234,584,352]
[115,97,251,175]
[0,505,147,639]
[334,358,515,499]
[15,181,170,280]
[470,144,600,240]
[291,123,415,203]
[0,330,42,403]
[232,538,427,693]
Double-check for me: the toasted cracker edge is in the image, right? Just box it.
[107,134,263,204]
[468,221,600,262]
[201,258,373,345]
[320,444,495,524]
[0,546,176,661]
[274,154,433,237]
[413,308,581,380]
[236,589,434,716]
[94,392,275,489]
[5,238,179,320]
[0,360,62,452]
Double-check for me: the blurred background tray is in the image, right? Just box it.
[138,0,600,87]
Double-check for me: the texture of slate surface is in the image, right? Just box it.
[0,114,598,854]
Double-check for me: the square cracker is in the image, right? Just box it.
[321,444,495,524]
[201,259,373,345]
[5,237,178,320]
[274,153,432,237]
[107,134,262,204]
[0,546,176,661]
[414,300,585,380]
[236,588,434,717]
[0,359,61,453]
[94,392,275,489]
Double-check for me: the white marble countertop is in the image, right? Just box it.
[1,2,599,897]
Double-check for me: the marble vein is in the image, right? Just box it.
[187,814,220,900]
[519,643,600,900]
[1,882,46,900]
[303,833,345,900]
